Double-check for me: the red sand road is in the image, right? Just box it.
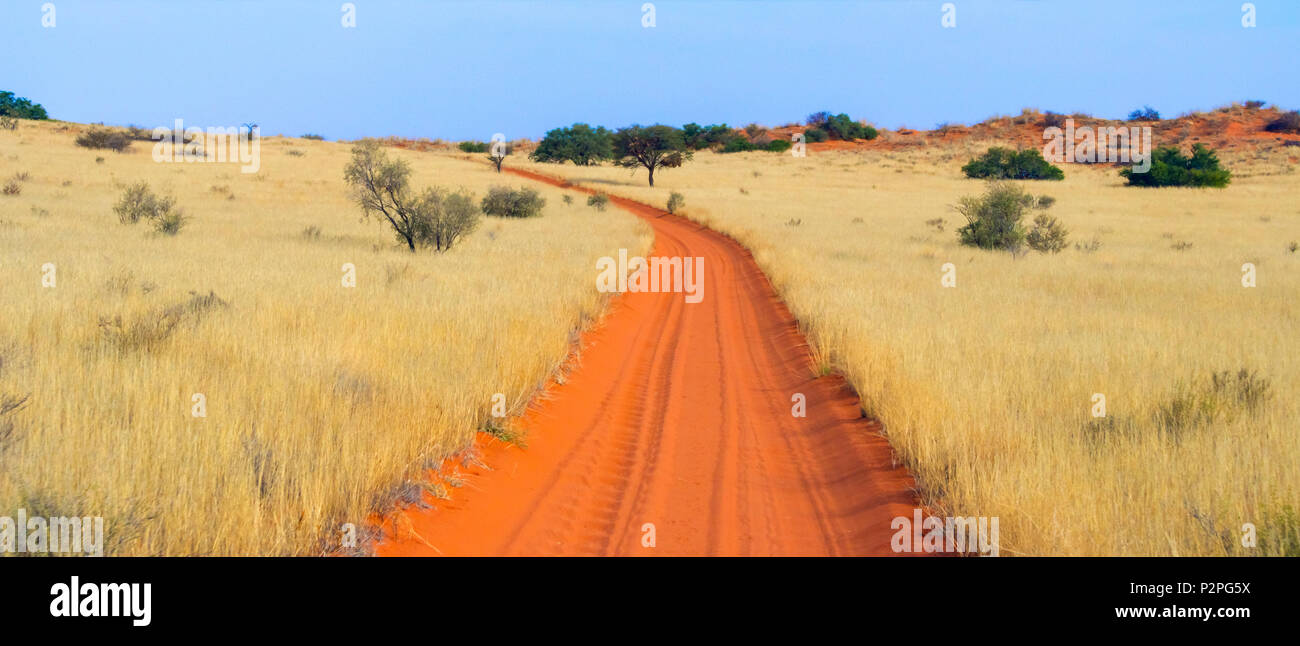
[375,167,921,556]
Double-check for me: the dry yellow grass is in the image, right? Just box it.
[518,143,1300,556]
[0,120,649,555]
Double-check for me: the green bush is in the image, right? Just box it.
[666,192,684,214]
[721,137,756,153]
[1026,213,1068,253]
[1128,106,1160,121]
[806,112,877,140]
[682,123,734,150]
[76,127,132,152]
[765,139,792,152]
[1120,144,1231,188]
[803,127,828,143]
[962,147,1064,180]
[587,193,609,211]
[0,91,48,120]
[955,181,1034,251]
[113,181,187,234]
[301,133,325,141]
[480,185,546,218]
[458,141,489,153]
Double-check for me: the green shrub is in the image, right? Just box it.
[1120,144,1231,188]
[301,133,325,141]
[803,127,828,143]
[721,137,756,153]
[152,209,188,236]
[587,193,609,211]
[1026,213,1069,253]
[76,127,132,152]
[0,91,48,120]
[765,139,792,152]
[682,123,734,150]
[1264,110,1300,133]
[806,112,877,140]
[962,147,1064,180]
[955,181,1033,251]
[458,141,488,153]
[480,185,546,218]
[666,192,684,214]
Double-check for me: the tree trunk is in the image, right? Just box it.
[647,165,655,187]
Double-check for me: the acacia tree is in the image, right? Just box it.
[343,140,479,252]
[486,138,511,173]
[531,123,613,165]
[611,125,692,187]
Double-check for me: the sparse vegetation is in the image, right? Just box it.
[343,140,481,251]
[301,133,325,141]
[587,192,609,211]
[76,126,132,152]
[1264,110,1300,133]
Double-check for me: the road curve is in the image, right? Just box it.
[375,167,921,556]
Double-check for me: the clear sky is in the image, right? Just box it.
[3,1,1297,141]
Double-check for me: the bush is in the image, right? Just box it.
[1264,110,1300,133]
[666,192,684,214]
[1128,106,1160,121]
[2,178,20,196]
[76,127,132,152]
[409,187,480,250]
[806,112,877,140]
[301,133,325,141]
[0,91,48,120]
[765,139,792,152]
[152,209,188,236]
[458,141,489,153]
[561,194,573,205]
[1120,143,1231,188]
[1245,100,1267,110]
[962,147,1064,180]
[1155,369,1272,437]
[1026,213,1068,253]
[803,127,828,143]
[721,137,756,153]
[113,182,182,225]
[0,116,16,131]
[480,185,546,218]
[587,193,609,211]
[344,140,479,252]
[1042,111,1067,128]
[682,123,733,150]
[955,181,1035,251]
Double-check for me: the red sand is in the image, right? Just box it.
[375,167,921,556]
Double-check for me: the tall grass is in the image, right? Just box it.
[0,121,650,555]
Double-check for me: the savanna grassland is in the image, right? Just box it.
[516,136,1300,556]
[0,119,649,555]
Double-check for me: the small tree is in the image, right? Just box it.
[963,147,1064,180]
[486,139,511,173]
[481,186,546,218]
[666,192,685,214]
[1026,212,1068,253]
[531,123,613,165]
[343,140,480,252]
[1120,144,1231,188]
[611,125,692,187]
[955,181,1034,251]
[1127,106,1161,121]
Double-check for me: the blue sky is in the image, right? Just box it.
[3,1,1297,141]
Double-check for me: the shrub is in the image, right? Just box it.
[0,116,16,131]
[681,123,733,150]
[955,181,1033,251]
[1245,100,1267,110]
[1128,106,1160,121]
[152,209,188,236]
[803,127,828,143]
[721,137,756,153]
[113,182,182,225]
[561,194,573,205]
[76,127,132,152]
[301,133,325,141]
[806,112,877,140]
[1042,111,1067,128]
[480,186,546,218]
[1,174,22,196]
[344,140,479,252]
[458,141,489,153]
[666,192,684,214]
[0,91,48,120]
[409,187,480,251]
[1264,110,1300,133]
[1120,143,1231,188]
[765,139,792,152]
[587,193,609,211]
[962,147,1064,180]
[1026,213,1069,253]
[1155,369,1272,437]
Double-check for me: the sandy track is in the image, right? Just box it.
[376,167,920,556]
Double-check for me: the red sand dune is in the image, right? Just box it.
[375,167,921,556]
